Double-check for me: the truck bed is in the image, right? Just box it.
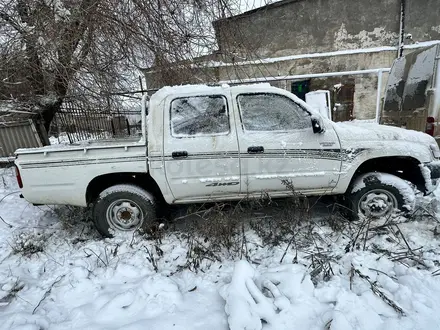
[15,138,148,207]
[16,136,143,153]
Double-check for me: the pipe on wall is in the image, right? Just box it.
[398,0,406,58]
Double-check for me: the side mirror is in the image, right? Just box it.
[311,115,325,134]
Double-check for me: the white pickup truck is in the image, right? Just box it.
[14,84,440,236]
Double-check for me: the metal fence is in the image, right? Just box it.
[53,100,137,143]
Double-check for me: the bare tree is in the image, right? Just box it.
[0,0,237,138]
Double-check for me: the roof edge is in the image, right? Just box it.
[213,0,305,24]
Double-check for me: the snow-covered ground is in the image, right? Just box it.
[2,167,440,329]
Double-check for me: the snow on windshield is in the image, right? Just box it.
[237,93,311,131]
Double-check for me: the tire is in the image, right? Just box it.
[347,172,415,219]
[92,184,156,237]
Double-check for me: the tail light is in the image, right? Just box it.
[426,117,435,136]
[14,165,23,188]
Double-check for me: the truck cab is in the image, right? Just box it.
[147,84,340,204]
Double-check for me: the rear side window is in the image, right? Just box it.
[170,95,229,137]
[237,93,311,131]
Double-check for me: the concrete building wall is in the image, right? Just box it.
[405,0,440,42]
[214,0,440,59]
[353,75,379,120]
[214,0,401,59]
[217,51,396,82]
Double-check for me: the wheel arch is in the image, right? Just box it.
[346,156,426,193]
[86,172,164,205]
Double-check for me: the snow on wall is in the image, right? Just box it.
[334,24,399,50]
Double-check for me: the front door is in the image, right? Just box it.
[231,91,342,197]
[163,92,241,202]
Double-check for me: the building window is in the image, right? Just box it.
[237,93,311,131]
[291,80,310,101]
[170,95,229,137]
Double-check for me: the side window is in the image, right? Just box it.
[170,95,229,137]
[237,93,311,131]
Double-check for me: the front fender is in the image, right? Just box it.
[334,141,432,194]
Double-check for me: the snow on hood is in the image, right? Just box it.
[333,121,436,145]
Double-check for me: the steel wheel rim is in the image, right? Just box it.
[358,189,398,218]
[106,199,144,231]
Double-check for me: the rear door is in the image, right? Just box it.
[231,89,342,196]
[162,91,241,201]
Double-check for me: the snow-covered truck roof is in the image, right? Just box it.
[149,83,314,115]
[150,83,272,101]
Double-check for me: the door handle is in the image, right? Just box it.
[247,146,264,154]
[172,151,188,159]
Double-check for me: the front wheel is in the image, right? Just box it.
[348,172,415,219]
[92,184,156,237]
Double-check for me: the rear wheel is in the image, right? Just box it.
[348,172,415,219]
[92,184,156,237]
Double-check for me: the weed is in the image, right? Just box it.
[11,231,48,257]
[0,279,25,307]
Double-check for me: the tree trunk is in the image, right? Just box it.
[42,102,62,132]
[38,100,62,145]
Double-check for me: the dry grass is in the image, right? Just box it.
[10,231,48,257]
[0,279,25,307]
